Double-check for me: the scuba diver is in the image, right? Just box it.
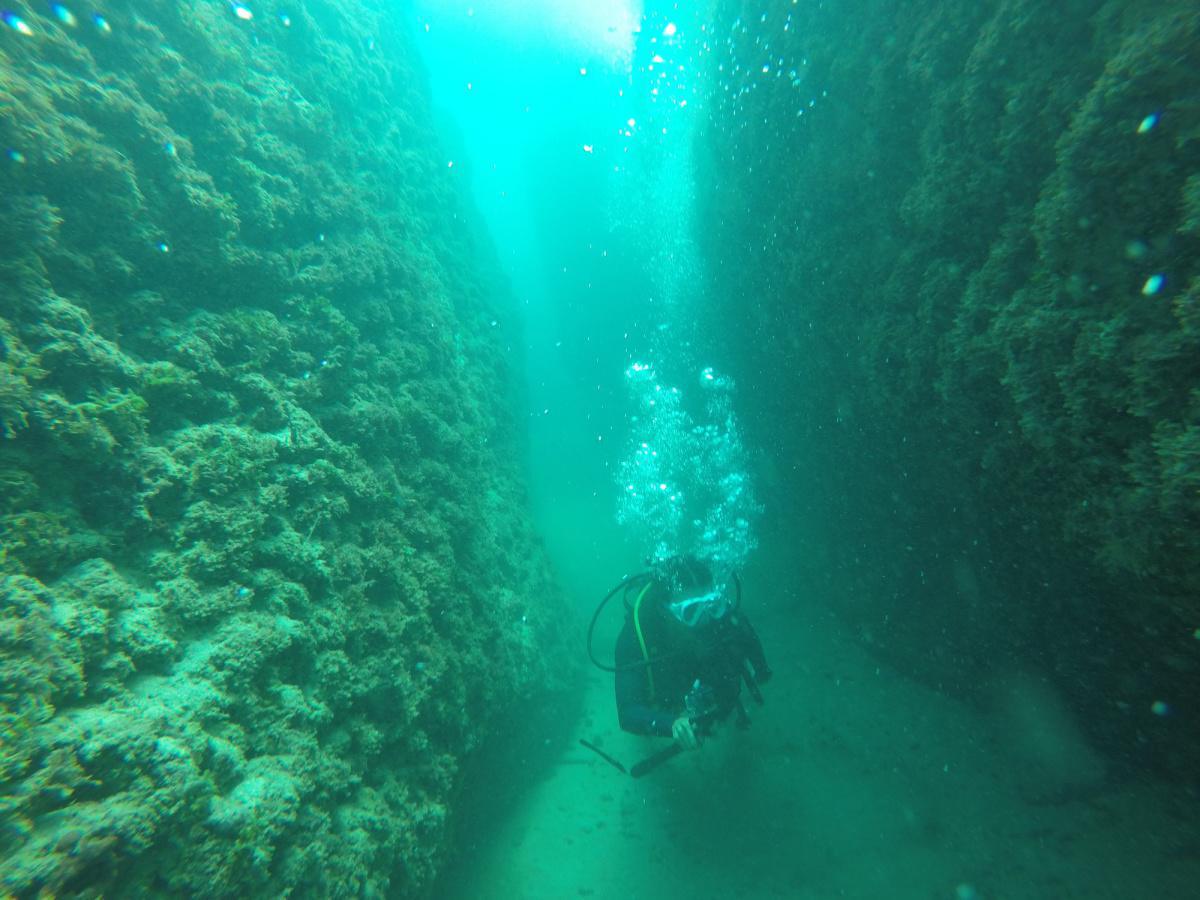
[586,555,772,775]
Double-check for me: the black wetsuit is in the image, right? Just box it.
[615,605,772,738]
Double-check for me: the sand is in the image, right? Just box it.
[438,567,1198,900]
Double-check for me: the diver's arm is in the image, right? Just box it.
[616,672,676,737]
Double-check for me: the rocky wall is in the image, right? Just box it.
[696,0,1199,775]
[0,1,568,895]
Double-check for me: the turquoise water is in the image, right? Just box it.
[1,1,1198,898]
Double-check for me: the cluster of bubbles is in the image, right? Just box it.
[704,1,835,183]
[606,9,762,575]
[616,361,760,573]
[604,8,712,188]
[2,4,110,35]
[0,3,297,36]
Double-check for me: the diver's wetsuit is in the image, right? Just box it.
[615,608,771,738]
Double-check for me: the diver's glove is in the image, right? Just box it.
[672,716,700,751]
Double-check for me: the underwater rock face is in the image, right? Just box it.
[698,1,1199,773]
[1,2,566,895]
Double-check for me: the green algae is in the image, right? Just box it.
[698,0,1200,774]
[0,1,569,895]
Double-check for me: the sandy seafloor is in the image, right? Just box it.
[437,551,1199,900]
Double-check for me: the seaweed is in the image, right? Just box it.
[0,0,570,894]
[697,0,1200,775]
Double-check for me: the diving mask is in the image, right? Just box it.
[666,586,730,628]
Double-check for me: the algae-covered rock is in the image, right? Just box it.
[697,0,1200,775]
[0,1,569,895]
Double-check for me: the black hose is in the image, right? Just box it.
[587,569,745,672]
[586,573,648,672]
[578,739,627,774]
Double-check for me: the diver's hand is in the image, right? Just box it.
[672,716,699,750]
